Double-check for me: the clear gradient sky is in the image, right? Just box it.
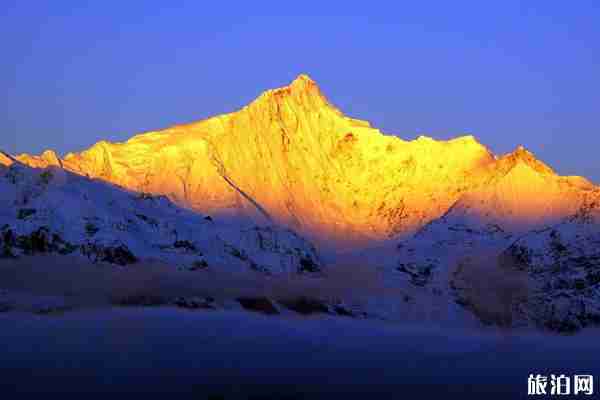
[2,1,599,180]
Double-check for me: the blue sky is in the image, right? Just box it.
[2,1,599,180]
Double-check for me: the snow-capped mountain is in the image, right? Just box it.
[5,75,600,331]
[12,75,503,250]
[501,198,600,332]
[15,75,595,250]
[390,148,600,332]
[0,157,320,275]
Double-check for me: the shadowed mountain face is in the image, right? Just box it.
[0,160,321,275]
[10,75,598,251]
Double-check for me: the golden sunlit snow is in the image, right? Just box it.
[14,75,600,249]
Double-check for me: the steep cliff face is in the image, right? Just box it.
[13,75,596,251]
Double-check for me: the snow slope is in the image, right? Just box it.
[0,160,320,275]
[387,155,600,332]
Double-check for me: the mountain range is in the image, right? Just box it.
[3,74,600,332]
[15,74,596,251]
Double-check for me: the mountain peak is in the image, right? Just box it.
[248,73,336,115]
[281,73,322,98]
[290,73,315,87]
[40,149,61,166]
[14,149,63,169]
[513,145,531,157]
[10,77,597,250]
[497,145,555,176]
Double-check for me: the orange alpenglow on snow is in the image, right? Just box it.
[13,75,600,250]
[0,151,15,167]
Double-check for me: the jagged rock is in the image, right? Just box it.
[189,260,209,270]
[0,226,78,257]
[332,305,354,317]
[499,209,600,332]
[17,208,36,220]
[85,222,99,236]
[20,227,52,253]
[299,257,320,273]
[173,240,198,252]
[397,262,434,287]
[331,302,368,318]
[81,243,138,266]
[236,297,279,315]
[0,228,16,258]
[539,296,583,332]
[280,297,331,315]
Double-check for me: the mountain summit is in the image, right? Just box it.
[13,75,596,250]
[7,75,600,332]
